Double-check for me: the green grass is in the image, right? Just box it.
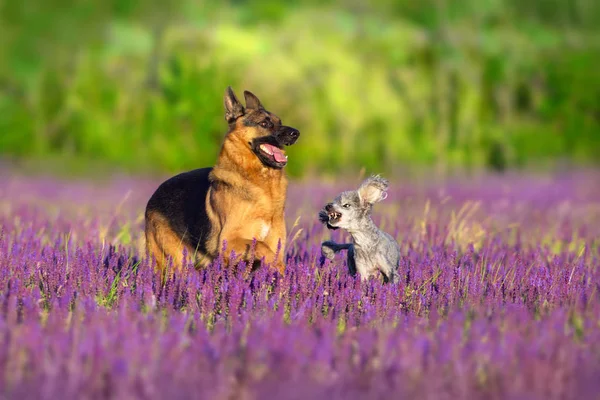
[1,0,599,178]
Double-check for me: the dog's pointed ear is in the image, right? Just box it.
[244,90,264,110]
[224,86,245,123]
[358,175,389,205]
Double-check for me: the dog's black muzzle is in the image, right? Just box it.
[274,126,300,146]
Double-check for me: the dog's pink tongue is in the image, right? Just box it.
[271,146,287,163]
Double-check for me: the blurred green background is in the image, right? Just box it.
[1,0,599,178]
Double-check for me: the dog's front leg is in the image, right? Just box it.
[222,237,282,274]
[321,241,356,276]
[321,240,352,259]
[264,218,286,271]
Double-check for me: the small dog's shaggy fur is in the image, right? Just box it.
[319,175,400,283]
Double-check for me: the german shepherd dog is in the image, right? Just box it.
[144,87,300,275]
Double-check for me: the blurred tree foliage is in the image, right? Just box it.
[0,0,599,177]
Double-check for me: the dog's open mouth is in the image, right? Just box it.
[318,209,340,230]
[328,210,342,223]
[259,143,288,165]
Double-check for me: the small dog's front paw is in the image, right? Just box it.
[322,248,336,260]
[321,241,337,260]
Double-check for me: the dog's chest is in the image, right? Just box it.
[354,247,388,275]
[258,221,271,240]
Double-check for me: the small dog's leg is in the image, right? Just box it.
[321,240,352,260]
[346,244,357,277]
[379,263,400,284]
[320,241,355,271]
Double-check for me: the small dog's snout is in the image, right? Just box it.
[325,203,334,212]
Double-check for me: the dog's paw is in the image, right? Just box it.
[321,241,337,260]
[322,249,335,260]
[273,261,286,275]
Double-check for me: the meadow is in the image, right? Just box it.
[1,168,599,399]
[1,1,600,397]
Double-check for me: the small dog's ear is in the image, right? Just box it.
[224,86,245,123]
[358,175,389,205]
[244,90,264,110]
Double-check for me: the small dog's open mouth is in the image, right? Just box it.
[328,211,341,223]
[318,209,340,230]
[259,143,288,165]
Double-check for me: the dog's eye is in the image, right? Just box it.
[342,203,351,209]
[260,120,272,128]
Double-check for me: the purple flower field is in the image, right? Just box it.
[1,170,600,399]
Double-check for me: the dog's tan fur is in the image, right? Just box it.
[204,118,289,272]
[144,88,296,276]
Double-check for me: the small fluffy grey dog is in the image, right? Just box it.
[318,175,400,283]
